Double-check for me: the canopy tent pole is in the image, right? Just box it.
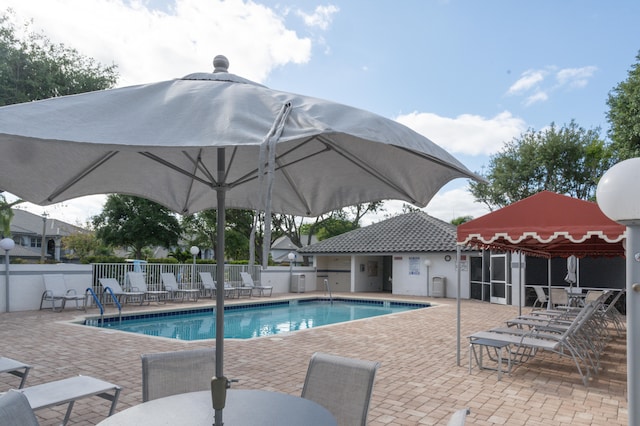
[456,245,461,366]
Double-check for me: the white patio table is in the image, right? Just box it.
[97,389,337,426]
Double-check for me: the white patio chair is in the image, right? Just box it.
[199,272,236,299]
[531,285,548,308]
[160,272,200,302]
[127,272,168,303]
[39,274,86,312]
[98,277,145,305]
[240,272,273,297]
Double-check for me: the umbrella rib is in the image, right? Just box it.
[46,151,119,202]
[139,151,216,188]
[397,145,483,181]
[180,149,205,214]
[319,137,418,203]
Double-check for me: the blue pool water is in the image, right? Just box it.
[85,299,429,341]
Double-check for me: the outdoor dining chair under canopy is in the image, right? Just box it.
[0,55,480,425]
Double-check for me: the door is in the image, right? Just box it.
[490,253,508,304]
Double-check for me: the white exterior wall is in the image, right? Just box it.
[392,252,471,299]
[352,255,383,292]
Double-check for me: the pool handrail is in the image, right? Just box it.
[323,279,333,305]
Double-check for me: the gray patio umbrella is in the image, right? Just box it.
[0,55,480,425]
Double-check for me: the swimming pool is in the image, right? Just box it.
[84,298,429,341]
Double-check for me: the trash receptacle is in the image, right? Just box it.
[432,276,446,298]
[291,274,306,293]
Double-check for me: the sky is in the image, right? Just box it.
[3,0,640,227]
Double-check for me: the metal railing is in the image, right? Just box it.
[90,263,261,302]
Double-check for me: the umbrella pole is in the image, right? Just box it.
[212,148,227,426]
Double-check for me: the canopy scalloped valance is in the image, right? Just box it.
[457,191,626,258]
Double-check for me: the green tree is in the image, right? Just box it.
[607,51,640,160]
[182,208,255,261]
[61,232,110,262]
[0,10,118,233]
[451,216,473,226]
[469,121,614,210]
[0,10,118,106]
[92,195,182,259]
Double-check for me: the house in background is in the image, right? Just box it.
[9,209,88,262]
[298,211,478,298]
[270,234,318,265]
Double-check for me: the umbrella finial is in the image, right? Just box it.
[213,55,229,73]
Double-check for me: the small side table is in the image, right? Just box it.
[469,338,512,381]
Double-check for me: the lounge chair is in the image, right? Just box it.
[127,272,168,303]
[141,348,216,402]
[199,272,237,299]
[98,278,145,305]
[550,287,570,308]
[469,301,601,386]
[0,390,40,426]
[0,356,32,388]
[160,272,200,302]
[240,271,273,297]
[301,352,380,426]
[19,375,121,426]
[532,285,547,308]
[39,274,86,312]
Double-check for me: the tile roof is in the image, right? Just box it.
[298,211,470,254]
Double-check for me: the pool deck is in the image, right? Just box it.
[0,292,627,425]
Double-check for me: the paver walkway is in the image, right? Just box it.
[0,293,627,425]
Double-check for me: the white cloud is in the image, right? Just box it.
[394,111,526,156]
[506,65,597,106]
[556,66,598,89]
[524,90,549,106]
[507,69,547,95]
[296,5,340,30]
[5,0,313,86]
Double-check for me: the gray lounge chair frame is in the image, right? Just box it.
[160,272,200,302]
[0,356,32,388]
[199,272,237,299]
[127,272,168,303]
[98,277,145,305]
[141,348,216,402]
[0,390,40,426]
[19,375,121,426]
[39,274,87,312]
[302,352,380,426]
[240,271,273,297]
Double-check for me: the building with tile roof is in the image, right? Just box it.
[7,209,89,262]
[298,211,477,297]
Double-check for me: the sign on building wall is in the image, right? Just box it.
[409,256,420,275]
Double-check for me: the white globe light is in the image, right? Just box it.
[190,246,200,255]
[0,237,15,251]
[596,157,640,225]
[287,252,296,261]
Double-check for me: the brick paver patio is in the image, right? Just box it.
[0,293,627,425]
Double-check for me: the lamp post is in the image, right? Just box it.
[40,212,47,263]
[190,246,200,290]
[424,259,431,297]
[596,157,640,426]
[1,237,15,313]
[288,252,296,292]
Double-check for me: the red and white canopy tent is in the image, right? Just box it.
[457,191,626,258]
[452,191,626,365]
